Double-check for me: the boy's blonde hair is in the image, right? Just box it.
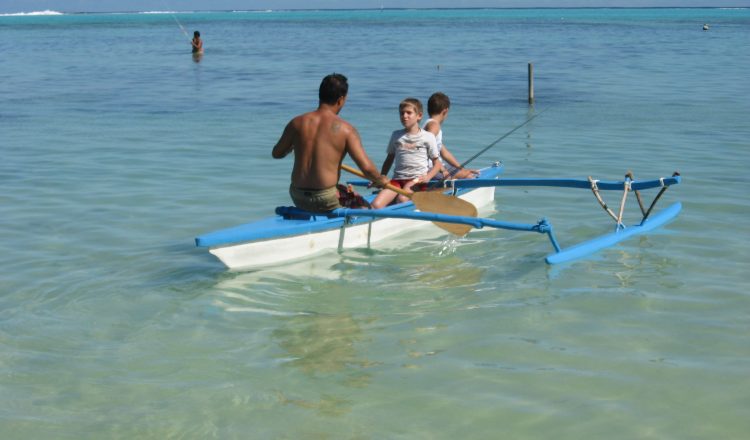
[399,97,423,116]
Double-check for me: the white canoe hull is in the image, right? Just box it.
[208,185,496,270]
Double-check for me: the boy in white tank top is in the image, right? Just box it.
[424,92,479,180]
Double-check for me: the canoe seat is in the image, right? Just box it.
[275,206,326,220]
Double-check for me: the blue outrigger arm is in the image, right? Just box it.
[438,176,681,191]
[330,207,562,253]
[330,203,681,264]
[347,175,680,192]
[333,173,682,264]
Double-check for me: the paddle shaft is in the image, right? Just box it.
[340,164,411,197]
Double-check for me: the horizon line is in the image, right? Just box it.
[2,6,747,16]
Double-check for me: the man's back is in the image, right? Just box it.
[286,108,349,189]
[272,73,388,211]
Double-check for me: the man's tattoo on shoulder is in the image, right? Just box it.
[332,121,341,133]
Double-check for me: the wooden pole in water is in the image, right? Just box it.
[528,62,535,104]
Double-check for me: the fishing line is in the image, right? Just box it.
[457,106,550,170]
[162,0,190,41]
[172,14,190,40]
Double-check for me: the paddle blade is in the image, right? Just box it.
[411,191,477,236]
[339,164,476,235]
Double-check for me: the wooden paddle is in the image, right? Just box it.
[341,164,477,236]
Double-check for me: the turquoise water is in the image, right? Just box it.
[2,8,749,438]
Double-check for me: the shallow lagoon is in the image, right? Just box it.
[2,8,749,438]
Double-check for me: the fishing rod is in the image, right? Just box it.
[161,0,190,41]
[457,106,550,171]
[171,14,191,41]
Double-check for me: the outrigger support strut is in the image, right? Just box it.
[588,175,632,230]
[588,171,680,228]
[536,218,561,253]
[588,177,622,227]
[641,171,680,221]
[627,171,649,217]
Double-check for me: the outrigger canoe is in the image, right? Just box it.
[195,161,681,270]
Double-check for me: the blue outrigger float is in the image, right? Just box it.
[196,161,681,269]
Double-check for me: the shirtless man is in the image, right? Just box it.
[191,31,203,54]
[272,73,389,212]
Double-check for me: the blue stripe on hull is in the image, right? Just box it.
[196,202,406,248]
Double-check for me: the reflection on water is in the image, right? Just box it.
[229,252,346,280]
[209,254,381,417]
[271,313,376,417]
[210,253,347,315]
[272,313,376,375]
[210,253,380,381]
[398,251,485,291]
[275,391,354,417]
